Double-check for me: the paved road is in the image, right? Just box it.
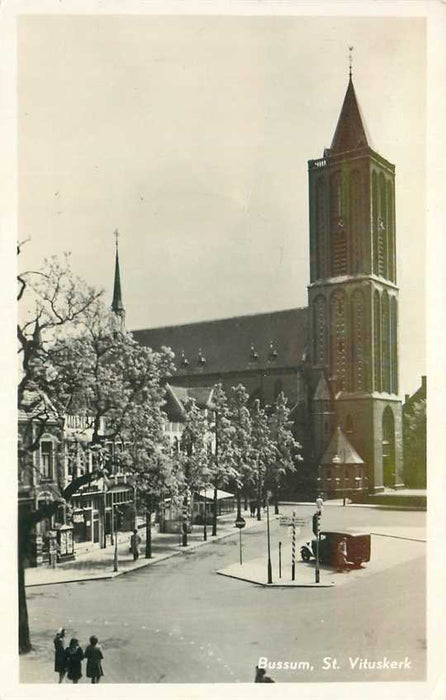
[21,505,426,684]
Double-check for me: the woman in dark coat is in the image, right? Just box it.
[53,628,66,683]
[65,638,84,683]
[84,635,104,683]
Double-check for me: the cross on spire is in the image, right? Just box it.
[114,228,120,249]
[348,46,354,79]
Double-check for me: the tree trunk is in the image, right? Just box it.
[18,519,32,654]
[182,493,188,547]
[212,486,218,537]
[145,494,152,558]
[274,487,279,515]
[256,479,262,521]
[244,492,248,511]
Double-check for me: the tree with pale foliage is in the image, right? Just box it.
[17,249,104,654]
[227,384,253,518]
[267,392,302,513]
[174,397,212,546]
[208,384,239,536]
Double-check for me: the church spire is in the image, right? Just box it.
[111,229,125,329]
[330,54,370,155]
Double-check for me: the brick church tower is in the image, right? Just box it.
[307,69,403,491]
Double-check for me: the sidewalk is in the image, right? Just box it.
[25,510,266,587]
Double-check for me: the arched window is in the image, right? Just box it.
[382,291,390,392]
[330,172,347,276]
[387,181,395,282]
[330,290,347,391]
[372,172,379,275]
[349,170,362,273]
[374,290,382,392]
[382,406,396,487]
[351,289,366,391]
[378,174,388,278]
[313,295,327,365]
[390,296,398,394]
[315,178,327,279]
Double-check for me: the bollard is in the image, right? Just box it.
[279,541,282,578]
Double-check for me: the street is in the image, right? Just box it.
[21,504,426,684]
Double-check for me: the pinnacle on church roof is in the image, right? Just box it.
[111,229,125,314]
[330,76,370,155]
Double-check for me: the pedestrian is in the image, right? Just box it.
[254,666,275,683]
[130,528,142,560]
[65,638,84,683]
[250,501,256,517]
[53,628,66,683]
[337,537,352,573]
[84,635,104,684]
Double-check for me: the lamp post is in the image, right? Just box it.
[266,490,272,584]
[203,484,207,541]
[113,504,120,572]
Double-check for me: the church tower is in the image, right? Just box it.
[111,229,126,332]
[307,64,403,491]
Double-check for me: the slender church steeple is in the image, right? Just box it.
[111,229,125,330]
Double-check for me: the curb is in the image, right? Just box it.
[216,571,335,588]
[370,532,426,543]
[25,520,266,588]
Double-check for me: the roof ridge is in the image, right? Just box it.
[132,306,307,334]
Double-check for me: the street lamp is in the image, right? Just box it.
[266,490,272,584]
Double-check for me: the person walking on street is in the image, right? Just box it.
[254,666,275,683]
[65,638,84,683]
[130,529,141,561]
[337,537,352,573]
[84,635,104,684]
[53,628,66,683]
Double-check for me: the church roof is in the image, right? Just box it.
[132,307,308,375]
[319,426,364,466]
[330,78,370,155]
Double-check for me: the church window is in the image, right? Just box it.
[351,289,366,391]
[313,295,327,365]
[315,179,326,279]
[378,174,388,278]
[390,296,398,394]
[372,172,379,275]
[330,172,347,276]
[387,181,395,282]
[374,290,382,392]
[382,291,391,392]
[349,170,362,273]
[330,290,347,391]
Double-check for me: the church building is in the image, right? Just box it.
[129,70,404,498]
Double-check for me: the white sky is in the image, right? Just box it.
[17,14,426,396]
